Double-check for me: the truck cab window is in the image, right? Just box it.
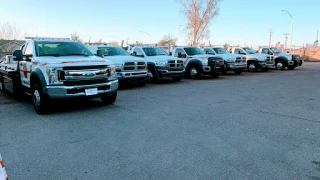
[134,48,144,56]
[174,49,184,57]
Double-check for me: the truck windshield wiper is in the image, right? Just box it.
[66,53,89,56]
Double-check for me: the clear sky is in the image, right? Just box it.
[0,0,319,48]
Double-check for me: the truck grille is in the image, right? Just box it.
[167,60,184,68]
[235,57,246,63]
[292,55,300,60]
[266,56,274,64]
[59,66,110,82]
[123,61,146,71]
[209,57,224,66]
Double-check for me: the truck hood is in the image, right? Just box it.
[213,54,244,60]
[102,55,146,64]
[147,55,176,61]
[187,54,221,59]
[274,52,299,57]
[35,56,114,67]
[245,53,268,60]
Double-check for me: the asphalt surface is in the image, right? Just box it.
[1,63,320,180]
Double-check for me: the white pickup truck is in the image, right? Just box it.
[257,46,302,70]
[87,45,148,85]
[170,46,225,79]
[201,46,247,74]
[0,37,119,114]
[129,46,185,82]
[228,47,274,72]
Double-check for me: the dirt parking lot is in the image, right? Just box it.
[0,63,320,180]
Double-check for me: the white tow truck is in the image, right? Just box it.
[0,37,119,114]
[129,46,185,82]
[201,46,247,74]
[86,45,148,85]
[228,46,274,72]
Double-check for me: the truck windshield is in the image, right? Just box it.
[242,47,257,54]
[36,41,93,57]
[98,47,129,56]
[142,47,167,56]
[183,48,204,55]
[270,47,283,53]
[212,48,230,54]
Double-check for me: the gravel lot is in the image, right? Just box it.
[1,63,320,180]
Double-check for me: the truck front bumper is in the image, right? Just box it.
[225,63,247,70]
[202,64,225,74]
[117,71,148,81]
[156,67,185,77]
[45,80,118,99]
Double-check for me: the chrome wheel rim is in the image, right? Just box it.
[276,62,283,70]
[248,64,256,71]
[33,90,41,110]
[190,68,197,78]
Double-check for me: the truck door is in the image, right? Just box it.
[19,42,33,88]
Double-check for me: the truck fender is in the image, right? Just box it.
[186,59,203,73]
[274,57,288,65]
[30,68,47,93]
[147,62,159,77]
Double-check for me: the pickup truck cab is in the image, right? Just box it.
[202,46,247,74]
[129,46,184,82]
[228,47,274,72]
[170,46,225,79]
[257,46,302,70]
[87,45,148,85]
[0,37,119,114]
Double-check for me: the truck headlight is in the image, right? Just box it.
[46,67,62,84]
[155,61,167,66]
[200,59,208,65]
[286,55,292,60]
[226,58,235,63]
[108,65,117,80]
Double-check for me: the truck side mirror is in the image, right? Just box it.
[178,52,182,57]
[287,51,290,53]
[169,52,172,56]
[97,50,104,57]
[13,50,23,61]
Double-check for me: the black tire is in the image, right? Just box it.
[32,84,50,114]
[148,69,158,82]
[101,92,117,105]
[247,62,258,72]
[0,76,6,93]
[234,70,243,74]
[299,60,303,66]
[275,60,285,70]
[288,65,295,70]
[188,65,201,79]
[172,76,182,82]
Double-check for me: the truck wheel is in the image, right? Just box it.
[148,69,158,82]
[288,65,295,70]
[188,65,201,79]
[0,76,6,93]
[32,84,50,114]
[101,92,117,105]
[234,70,243,74]
[275,61,285,70]
[247,62,258,72]
[172,76,182,82]
[299,61,303,66]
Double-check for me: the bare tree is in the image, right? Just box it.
[70,33,82,42]
[177,0,223,46]
[158,34,178,46]
[0,22,25,40]
[223,43,229,49]
[109,41,119,46]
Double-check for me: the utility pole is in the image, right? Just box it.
[284,33,289,49]
[269,29,272,47]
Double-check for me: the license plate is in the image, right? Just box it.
[85,88,98,96]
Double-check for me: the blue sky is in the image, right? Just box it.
[0,0,319,48]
